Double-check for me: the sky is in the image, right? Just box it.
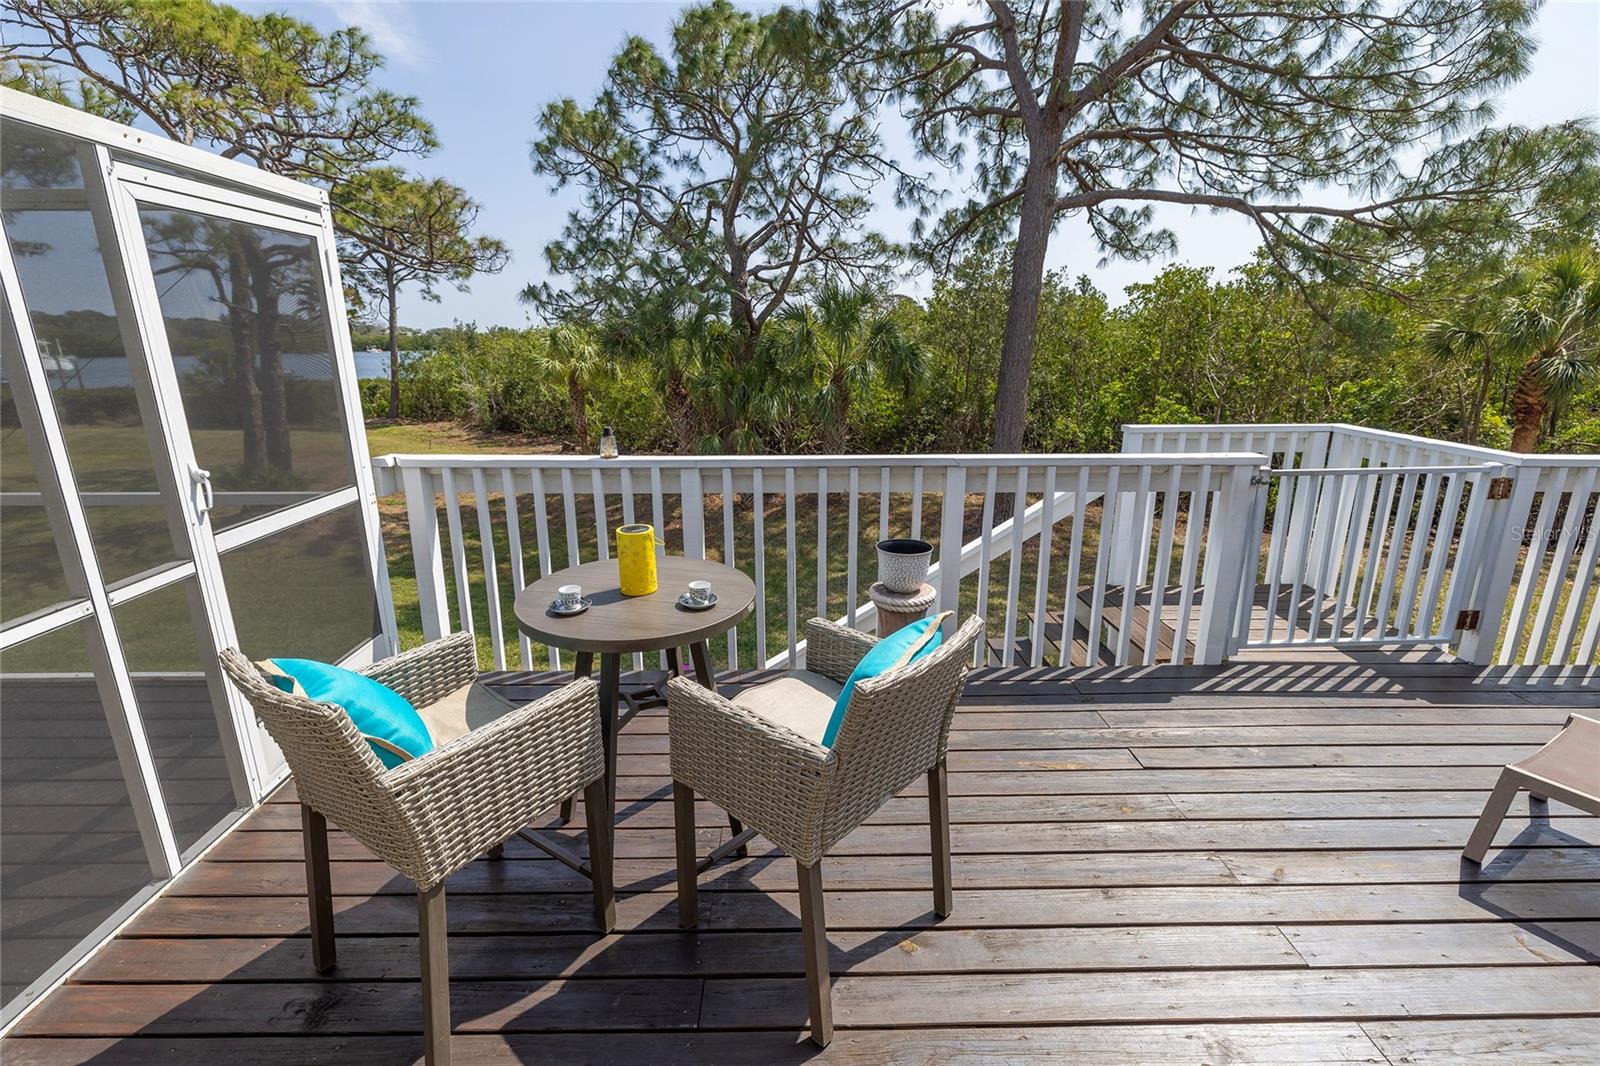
[246,0,1600,330]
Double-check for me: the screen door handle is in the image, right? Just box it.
[188,463,215,518]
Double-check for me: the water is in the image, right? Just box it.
[16,349,397,388]
[352,350,392,380]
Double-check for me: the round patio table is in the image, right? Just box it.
[514,556,755,873]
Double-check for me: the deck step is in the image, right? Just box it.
[1079,585,1188,664]
[985,611,1116,668]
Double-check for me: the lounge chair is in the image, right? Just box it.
[1463,713,1600,864]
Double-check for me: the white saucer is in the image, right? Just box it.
[548,597,593,616]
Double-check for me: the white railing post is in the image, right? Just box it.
[1452,465,1537,664]
[1279,429,1331,582]
[1553,479,1600,664]
[937,463,967,620]
[1525,466,1597,664]
[1311,430,1362,590]
[1195,463,1262,664]
[1108,427,1149,579]
[401,466,450,642]
[681,466,706,559]
[1497,466,1569,666]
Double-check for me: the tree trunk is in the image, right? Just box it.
[992,155,1057,454]
[721,328,761,451]
[1465,352,1489,445]
[241,238,290,473]
[823,385,849,454]
[387,271,401,420]
[568,372,591,452]
[990,154,1057,522]
[224,250,267,475]
[665,371,696,453]
[1508,359,1548,453]
[728,254,757,368]
[223,246,265,473]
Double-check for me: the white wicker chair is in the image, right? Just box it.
[666,615,984,1046]
[219,632,611,1066]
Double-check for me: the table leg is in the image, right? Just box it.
[665,646,681,677]
[688,640,748,856]
[687,640,716,693]
[559,651,598,823]
[598,652,622,854]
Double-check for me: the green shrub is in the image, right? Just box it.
[359,378,389,420]
[591,363,673,453]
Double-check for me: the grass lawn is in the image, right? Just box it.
[2,422,355,614]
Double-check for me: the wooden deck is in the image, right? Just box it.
[4,657,1598,1064]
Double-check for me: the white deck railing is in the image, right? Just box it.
[370,427,1596,672]
[371,453,1264,671]
[1123,424,1599,666]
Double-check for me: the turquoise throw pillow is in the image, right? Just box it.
[821,616,945,748]
[262,658,434,769]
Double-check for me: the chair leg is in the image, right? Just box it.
[485,843,504,860]
[300,804,335,973]
[417,882,451,1066]
[928,759,953,918]
[797,859,833,1047]
[673,781,699,929]
[1464,769,1522,864]
[584,778,616,932]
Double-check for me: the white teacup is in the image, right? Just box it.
[557,584,583,609]
[687,580,712,605]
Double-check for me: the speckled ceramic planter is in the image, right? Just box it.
[876,538,933,593]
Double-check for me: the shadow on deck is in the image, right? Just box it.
[3,658,1596,1064]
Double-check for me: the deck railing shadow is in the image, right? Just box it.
[955,659,1598,706]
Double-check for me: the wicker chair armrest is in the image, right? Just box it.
[666,676,836,864]
[361,632,479,709]
[804,617,878,683]
[382,677,604,887]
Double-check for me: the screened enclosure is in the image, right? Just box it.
[0,89,395,1024]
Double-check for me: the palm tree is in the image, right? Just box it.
[1420,312,1499,446]
[535,322,612,452]
[597,302,700,453]
[1498,253,1600,452]
[777,283,925,453]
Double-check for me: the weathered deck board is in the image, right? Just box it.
[4,658,1595,1064]
[0,1024,1399,1065]
[154,845,1600,898]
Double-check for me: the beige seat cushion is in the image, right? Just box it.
[729,670,842,746]
[417,680,521,746]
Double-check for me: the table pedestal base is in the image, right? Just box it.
[532,639,747,880]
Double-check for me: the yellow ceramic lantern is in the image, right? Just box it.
[616,523,658,596]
